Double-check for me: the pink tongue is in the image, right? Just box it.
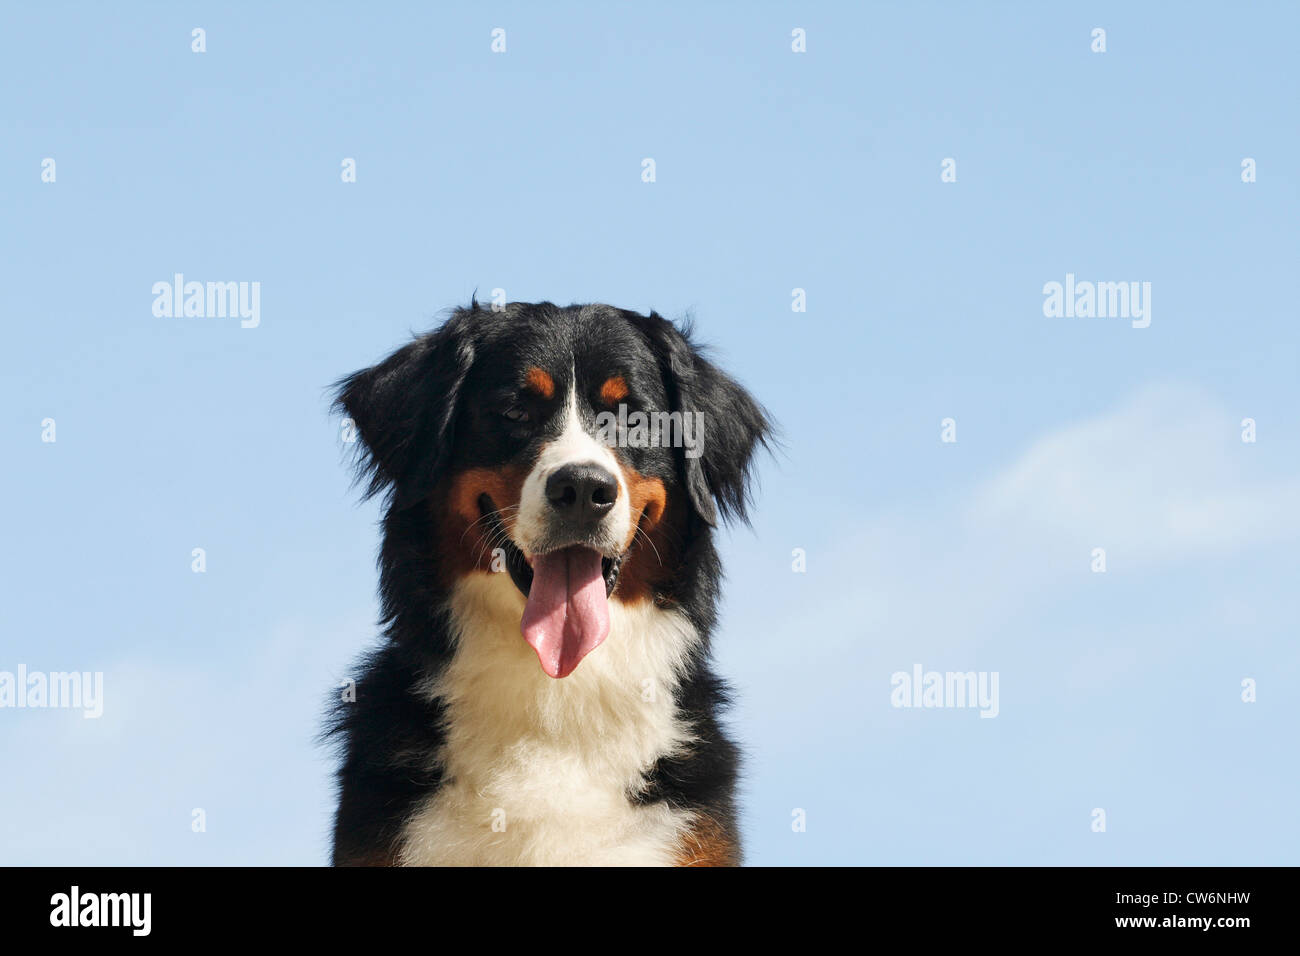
[521,547,610,678]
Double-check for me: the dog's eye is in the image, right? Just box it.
[501,405,530,424]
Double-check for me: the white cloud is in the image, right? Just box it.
[969,384,1300,564]
[723,383,1300,730]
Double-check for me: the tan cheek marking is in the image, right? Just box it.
[524,367,554,399]
[623,473,667,550]
[609,465,678,606]
[599,375,628,405]
[441,466,527,573]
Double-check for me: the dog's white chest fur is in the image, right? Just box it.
[397,574,700,866]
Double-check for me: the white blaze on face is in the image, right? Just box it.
[513,381,631,556]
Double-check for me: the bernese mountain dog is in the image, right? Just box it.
[326,301,771,866]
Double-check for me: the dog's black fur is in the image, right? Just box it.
[325,301,771,865]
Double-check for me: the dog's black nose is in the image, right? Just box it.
[546,464,619,525]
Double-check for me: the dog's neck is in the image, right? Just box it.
[428,572,699,768]
[397,571,701,865]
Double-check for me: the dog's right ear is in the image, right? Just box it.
[333,312,476,511]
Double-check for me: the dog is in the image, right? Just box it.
[326,301,771,866]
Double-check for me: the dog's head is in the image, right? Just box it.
[336,302,771,678]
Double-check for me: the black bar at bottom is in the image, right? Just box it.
[0,866,1281,941]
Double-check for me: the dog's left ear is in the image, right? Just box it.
[334,311,476,511]
[632,311,774,527]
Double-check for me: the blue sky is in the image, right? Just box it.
[2,2,1297,865]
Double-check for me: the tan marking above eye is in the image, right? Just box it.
[599,375,629,405]
[523,367,555,400]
